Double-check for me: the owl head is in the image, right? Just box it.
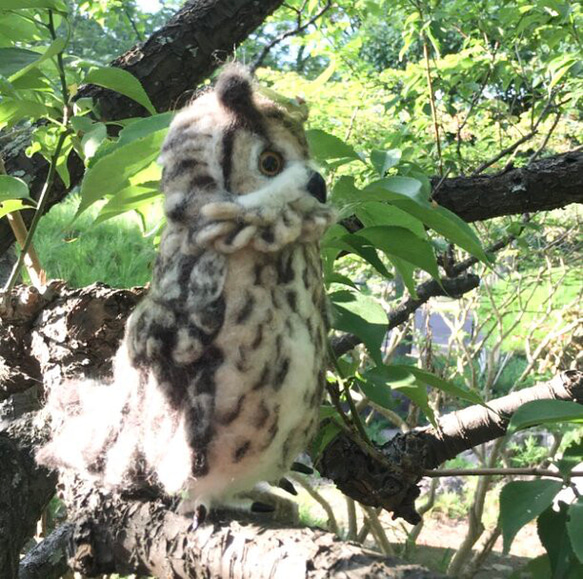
[158,64,329,229]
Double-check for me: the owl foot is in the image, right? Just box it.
[278,477,298,496]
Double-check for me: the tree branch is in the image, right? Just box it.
[15,475,441,579]
[432,149,583,223]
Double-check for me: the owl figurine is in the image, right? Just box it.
[38,65,336,521]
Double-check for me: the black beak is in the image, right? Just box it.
[307,171,327,203]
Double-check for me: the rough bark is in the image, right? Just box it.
[22,479,442,579]
[0,0,285,257]
[432,150,583,223]
[0,416,57,579]
[0,281,144,403]
[18,523,72,579]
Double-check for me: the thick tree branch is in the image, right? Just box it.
[432,149,583,223]
[18,479,440,579]
[0,416,57,579]
[1,280,581,574]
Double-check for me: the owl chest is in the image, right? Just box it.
[200,244,327,479]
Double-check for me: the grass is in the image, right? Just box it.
[30,194,160,288]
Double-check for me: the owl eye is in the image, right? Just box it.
[259,150,284,176]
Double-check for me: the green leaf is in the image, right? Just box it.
[361,364,435,425]
[356,225,440,279]
[311,420,341,458]
[356,201,426,238]
[0,0,67,9]
[0,175,30,201]
[0,99,48,128]
[394,201,490,264]
[0,47,39,77]
[84,67,156,115]
[9,37,66,82]
[81,122,107,161]
[538,502,579,576]
[390,255,417,297]
[364,179,489,263]
[77,128,166,216]
[508,400,583,434]
[117,112,173,147]
[394,365,483,405]
[500,480,562,553]
[367,176,423,199]
[0,199,35,218]
[557,436,583,476]
[325,272,358,289]
[568,500,583,563]
[0,13,42,43]
[93,185,161,225]
[370,149,402,176]
[330,289,387,365]
[306,129,361,162]
[324,232,392,278]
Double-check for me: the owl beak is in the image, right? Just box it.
[306,171,327,203]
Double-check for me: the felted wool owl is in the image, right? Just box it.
[38,65,336,520]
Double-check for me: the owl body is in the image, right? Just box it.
[38,65,335,510]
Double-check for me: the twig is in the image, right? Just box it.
[421,32,444,176]
[250,1,333,72]
[528,110,562,165]
[471,94,557,175]
[470,130,536,176]
[0,158,45,288]
[346,496,357,541]
[123,6,144,42]
[361,506,394,556]
[291,474,340,535]
[423,467,583,478]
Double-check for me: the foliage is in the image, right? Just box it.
[1,0,582,575]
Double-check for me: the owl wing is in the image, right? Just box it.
[125,245,227,395]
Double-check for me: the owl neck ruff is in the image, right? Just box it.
[37,64,336,518]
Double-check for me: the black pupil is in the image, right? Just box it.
[262,154,280,174]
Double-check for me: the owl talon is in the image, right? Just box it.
[251,501,275,513]
[278,477,298,496]
[190,503,208,530]
[291,461,313,475]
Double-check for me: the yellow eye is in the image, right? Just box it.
[259,150,284,176]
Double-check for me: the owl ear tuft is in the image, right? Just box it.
[216,64,255,115]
